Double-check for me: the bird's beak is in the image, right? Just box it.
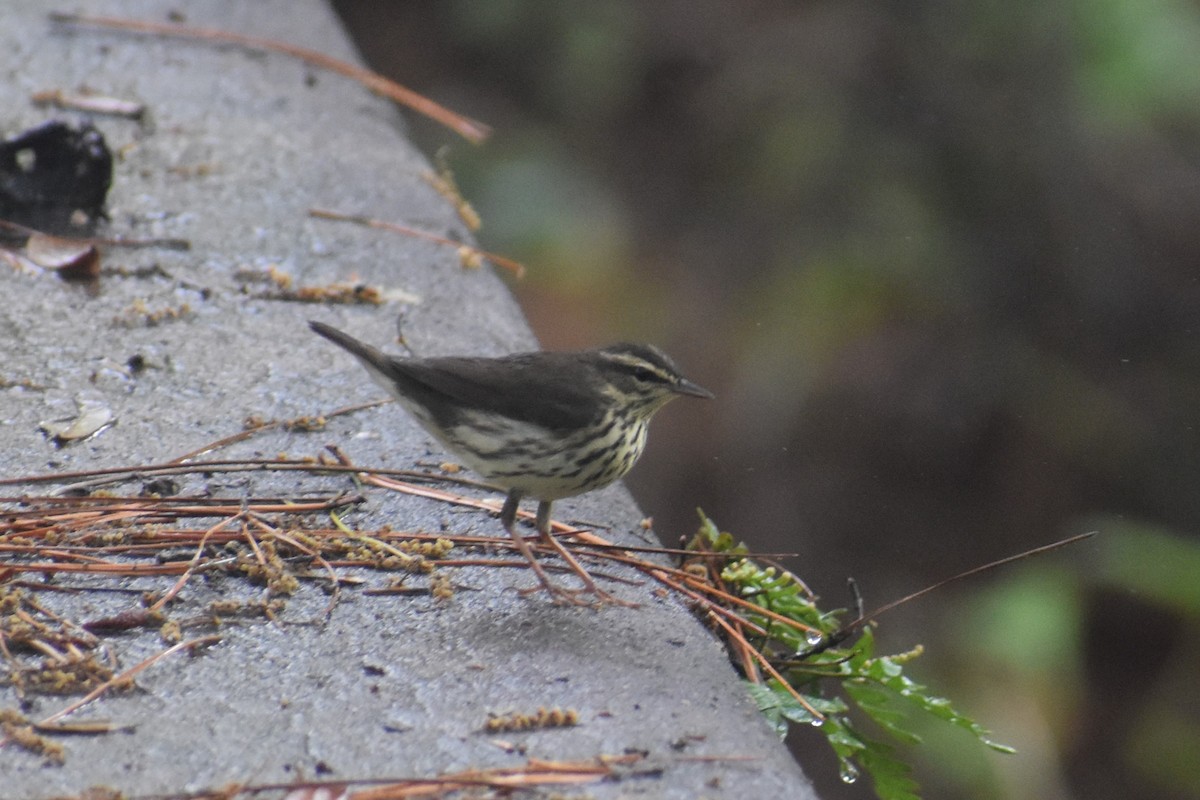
[675,379,715,399]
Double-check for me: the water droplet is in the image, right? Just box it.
[839,762,860,784]
[805,631,824,647]
[810,716,825,727]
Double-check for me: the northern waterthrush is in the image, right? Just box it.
[309,320,713,604]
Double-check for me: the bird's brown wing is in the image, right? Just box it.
[310,321,603,431]
[382,352,600,432]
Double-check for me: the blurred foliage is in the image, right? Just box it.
[335,1,1200,798]
[689,510,1012,800]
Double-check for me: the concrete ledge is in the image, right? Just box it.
[0,2,815,797]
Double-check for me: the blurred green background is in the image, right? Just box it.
[332,2,1200,798]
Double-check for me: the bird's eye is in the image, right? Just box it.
[632,366,658,383]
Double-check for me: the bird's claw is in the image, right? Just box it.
[517,580,637,608]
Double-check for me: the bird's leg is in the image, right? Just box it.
[499,491,585,605]
[532,500,637,607]
[499,493,632,606]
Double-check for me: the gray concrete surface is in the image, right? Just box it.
[0,2,817,797]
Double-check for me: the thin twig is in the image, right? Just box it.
[310,208,527,278]
[707,611,824,720]
[168,400,390,463]
[31,635,221,729]
[802,531,1100,656]
[149,512,246,612]
[256,518,342,622]
[49,12,490,143]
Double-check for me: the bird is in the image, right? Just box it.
[308,320,713,605]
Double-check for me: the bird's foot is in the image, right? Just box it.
[516,576,637,608]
